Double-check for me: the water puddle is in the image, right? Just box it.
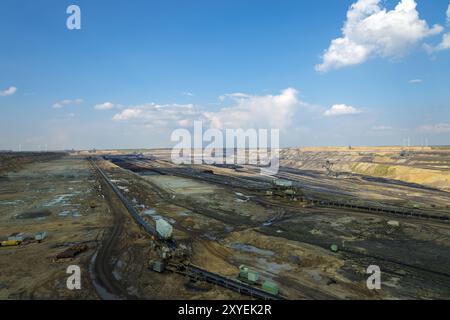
[0,200,25,206]
[43,194,77,207]
[59,210,82,218]
[89,252,122,300]
[255,258,293,274]
[117,186,129,193]
[16,209,52,220]
[230,243,274,256]
[177,211,191,217]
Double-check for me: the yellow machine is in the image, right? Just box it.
[1,240,21,247]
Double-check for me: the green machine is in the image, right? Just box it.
[238,265,260,284]
[262,280,279,295]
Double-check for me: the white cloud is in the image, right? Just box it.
[182,92,194,97]
[408,79,423,83]
[94,102,115,110]
[423,3,450,53]
[447,2,450,24]
[0,86,17,96]
[203,88,301,130]
[112,103,199,129]
[112,88,304,131]
[113,108,144,121]
[371,125,392,131]
[316,0,443,72]
[425,32,450,53]
[177,119,192,127]
[418,123,450,134]
[53,98,83,109]
[436,32,450,51]
[324,104,362,116]
[223,93,252,100]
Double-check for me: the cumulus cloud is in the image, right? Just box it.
[94,102,115,110]
[316,0,443,72]
[423,3,450,53]
[324,104,362,117]
[112,103,199,128]
[112,88,304,131]
[203,88,301,130]
[436,32,450,51]
[53,98,83,109]
[0,86,17,96]
[425,32,450,53]
[447,2,450,24]
[418,123,450,134]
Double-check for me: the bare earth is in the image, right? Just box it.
[1,147,449,300]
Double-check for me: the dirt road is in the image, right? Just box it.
[90,161,137,300]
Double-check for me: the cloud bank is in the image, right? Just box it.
[112,103,199,128]
[112,88,304,131]
[418,123,450,134]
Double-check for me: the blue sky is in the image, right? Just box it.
[1,0,450,150]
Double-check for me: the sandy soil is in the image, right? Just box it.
[280,147,450,191]
[2,150,449,300]
[0,156,110,299]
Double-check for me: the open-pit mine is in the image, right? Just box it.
[1,147,449,300]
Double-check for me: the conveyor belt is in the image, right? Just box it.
[89,157,282,300]
[90,158,159,238]
[309,199,449,221]
[168,263,283,300]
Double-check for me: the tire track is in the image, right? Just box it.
[89,160,137,300]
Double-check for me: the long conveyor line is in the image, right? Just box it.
[89,157,282,300]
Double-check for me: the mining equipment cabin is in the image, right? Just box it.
[269,179,303,201]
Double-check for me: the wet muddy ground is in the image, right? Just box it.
[0,156,109,299]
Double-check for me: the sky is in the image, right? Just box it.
[1,0,450,150]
